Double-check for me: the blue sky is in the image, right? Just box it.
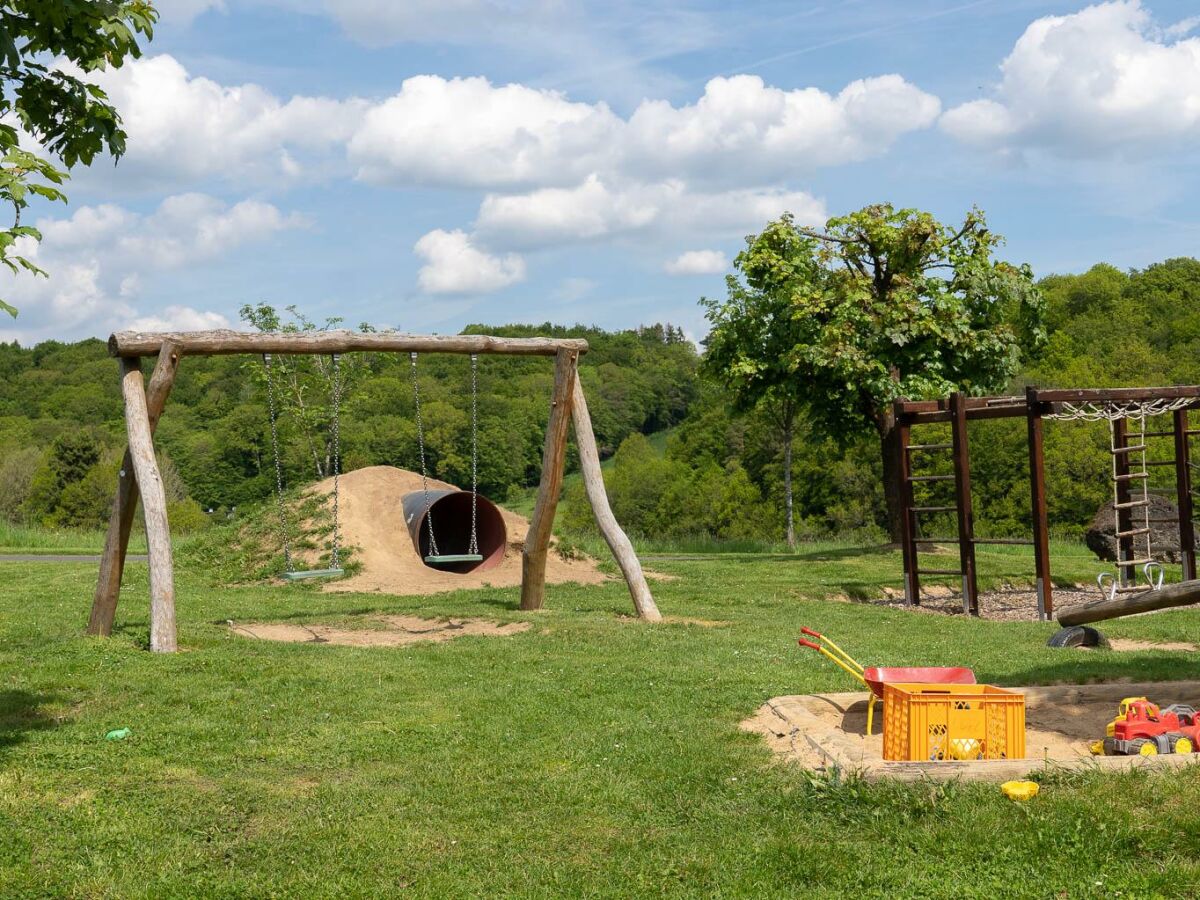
[3,0,1198,345]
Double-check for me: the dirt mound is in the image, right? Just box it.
[229,614,531,647]
[295,466,606,596]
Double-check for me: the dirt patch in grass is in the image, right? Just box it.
[616,613,731,627]
[877,584,1104,622]
[229,614,531,647]
[745,680,1200,781]
[1101,638,1198,653]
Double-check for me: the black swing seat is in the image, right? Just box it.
[282,568,345,581]
[424,554,483,565]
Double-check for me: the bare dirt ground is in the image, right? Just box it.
[877,583,1097,621]
[294,466,608,596]
[229,614,531,647]
[744,680,1200,780]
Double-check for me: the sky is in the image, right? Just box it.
[2,0,1199,346]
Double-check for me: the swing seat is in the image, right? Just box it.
[283,568,345,581]
[424,554,483,565]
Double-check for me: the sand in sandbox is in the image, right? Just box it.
[229,614,531,647]
[292,466,607,597]
[744,680,1200,779]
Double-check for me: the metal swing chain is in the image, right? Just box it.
[263,353,294,572]
[329,353,342,570]
[411,352,441,558]
[468,353,479,556]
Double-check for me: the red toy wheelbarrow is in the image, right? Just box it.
[797,626,976,735]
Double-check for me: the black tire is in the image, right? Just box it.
[1047,626,1110,649]
[1102,737,1117,756]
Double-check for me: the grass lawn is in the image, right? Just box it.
[0,522,147,556]
[4,542,1200,896]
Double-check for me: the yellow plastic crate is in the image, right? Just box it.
[882,683,1025,762]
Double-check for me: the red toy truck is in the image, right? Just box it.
[1097,697,1200,756]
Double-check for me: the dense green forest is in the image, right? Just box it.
[2,256,1198,544]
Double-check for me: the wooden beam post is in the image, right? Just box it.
[89,343,180,637]
[570,376,662,622]
[520,348,579,611]
[1174,408,1196,582]
[1026,387,1053,620]
[120,357,178,652]
[950,392,979,616]
[896,415,919,605]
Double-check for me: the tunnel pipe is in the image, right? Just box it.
[401,490,508,573]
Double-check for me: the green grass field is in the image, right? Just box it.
[0,522,147,555]
[4,541,1200,896]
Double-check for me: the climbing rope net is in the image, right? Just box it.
[1044,399,1192,597]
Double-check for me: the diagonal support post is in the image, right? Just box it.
[89,343,180,638]
[520,348,579,611]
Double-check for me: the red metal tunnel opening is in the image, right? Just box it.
[402,490,507,573]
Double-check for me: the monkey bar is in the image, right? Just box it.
[89,330,663,652]
[895,386,1200,620]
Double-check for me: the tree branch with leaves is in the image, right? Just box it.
[0,0,156,317]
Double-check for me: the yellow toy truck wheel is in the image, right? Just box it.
[1129,738,1158,756]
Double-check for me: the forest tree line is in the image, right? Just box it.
[1,256,1198,544]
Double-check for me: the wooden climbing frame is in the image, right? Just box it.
[88,329,663,652]
[894,386,1200,621]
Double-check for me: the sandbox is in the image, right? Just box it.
[743,680,1200,781]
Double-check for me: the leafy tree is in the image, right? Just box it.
[0,1,157,316]
[700,220,820,547]
[732,206,1044,540]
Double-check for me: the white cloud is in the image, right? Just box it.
[349,75,619,189]
[475,177,826,249]
[0,194,304,343]
[74,54,365,189]
[941,1,1200,157]
[351,73,938,192]
[413,229,525,295]
[625,74,941,185]
[125,305,232,331]
[664,249,727,275]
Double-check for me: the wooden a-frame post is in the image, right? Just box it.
[521,347,579,610]
[89,343,180,640]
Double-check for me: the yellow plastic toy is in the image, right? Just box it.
[1001,780,1039,801]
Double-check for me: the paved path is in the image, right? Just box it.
[0,554,147,563]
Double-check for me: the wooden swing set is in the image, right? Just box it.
[86,329,662,653]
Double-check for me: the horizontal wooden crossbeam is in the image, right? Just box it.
[109,330,590,358]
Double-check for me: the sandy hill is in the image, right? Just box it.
[299,465,605,596]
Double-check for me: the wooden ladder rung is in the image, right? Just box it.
[912,505,956,513]
[1115,527,1151,538]
[1111,444,1148,454]
[907,442,952,452]
[1114,499,1151,509]
[1116,557,1155,567]
[1113,473,1150,481]
[916,568,961,576]
[909,475,955,483]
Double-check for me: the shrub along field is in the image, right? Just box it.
[4,544,1200,897]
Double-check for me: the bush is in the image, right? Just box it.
[0,446,42,523]
[168,497,212,534]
